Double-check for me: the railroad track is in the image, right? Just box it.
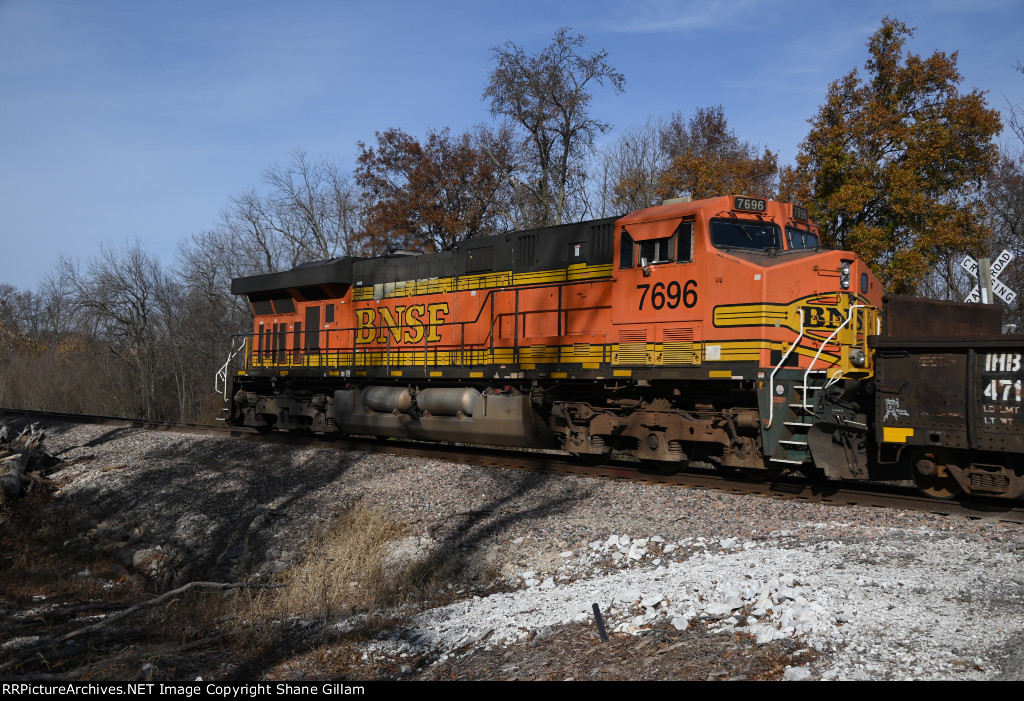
[2,407,1022,524]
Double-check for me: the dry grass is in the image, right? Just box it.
[271,501,407,618]
[185,503,429,679]
[215,501,471,678]
[242,500,464,625]
[1,491,476,680]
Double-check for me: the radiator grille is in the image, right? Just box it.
[662,327,696,365]
[617,330,648,365]
[523,344,550,361]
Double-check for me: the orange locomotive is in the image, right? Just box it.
[224,195,884,481]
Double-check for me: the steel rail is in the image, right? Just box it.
[1,407,1021,524]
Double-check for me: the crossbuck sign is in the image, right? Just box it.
[962,250,1017,305]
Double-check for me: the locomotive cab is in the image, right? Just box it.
[607,196,882,474]
[614,196,882,383]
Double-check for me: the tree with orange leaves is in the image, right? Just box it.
[355,126,513,254]
[658,106,778,202]
[781,17,1001,294]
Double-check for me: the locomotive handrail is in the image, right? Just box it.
[766,308,805,429]
[241,278,616,374]
[798,302,872,413]
[801,304,868,412]
[215,335,250,400]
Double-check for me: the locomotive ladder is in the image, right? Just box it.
[770,376,826,466]
[799,304,869,412]
[767,304,872,468]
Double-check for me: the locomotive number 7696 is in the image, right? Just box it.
[636,280,697,310]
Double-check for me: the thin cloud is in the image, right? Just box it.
[603,0,769,34]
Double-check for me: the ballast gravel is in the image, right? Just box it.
[15,420,1024,681]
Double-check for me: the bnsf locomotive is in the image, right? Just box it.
[223,195,1024,500]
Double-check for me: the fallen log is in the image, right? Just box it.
[0,424,48,502]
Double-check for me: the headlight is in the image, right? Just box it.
[840,260,851,289]
[849,349,866,367]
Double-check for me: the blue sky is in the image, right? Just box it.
[2,0,1023,290]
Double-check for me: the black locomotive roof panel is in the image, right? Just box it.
[351,249,455,287]
[341,217,619,287]
[230,216,619,293]
[231,257,357,296]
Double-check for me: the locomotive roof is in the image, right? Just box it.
[230,196,815,298]
[617,195,792,225]
[230,217,618,297]
[617,195,723,224]
[230,256,358,296]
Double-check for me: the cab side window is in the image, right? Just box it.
[621,223,694,268]
[619,230,635,269]
[638,238,671,265]
[676,222,693,263]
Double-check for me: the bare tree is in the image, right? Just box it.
[220,188,290,273]
[178,228,258,319]
[484,27,625,228]
[262,149,361,260]
[36,272,78,337]
[989,62,1024,250]
[211,150,361,276]
[58,241,176,419]
[597,118,667,215]
[154,273,236,423]
[175,230,259,420]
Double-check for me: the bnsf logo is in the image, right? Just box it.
[354,303,449,344]
[802,305,845,329]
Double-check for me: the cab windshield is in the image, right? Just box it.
[710,218,781,251]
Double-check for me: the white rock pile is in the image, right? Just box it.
[378,530,1024,680]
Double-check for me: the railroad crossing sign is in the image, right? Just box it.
[962,250,1017,304]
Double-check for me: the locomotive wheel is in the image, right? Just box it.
[912,452,963,499]
[912,470,963,499]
